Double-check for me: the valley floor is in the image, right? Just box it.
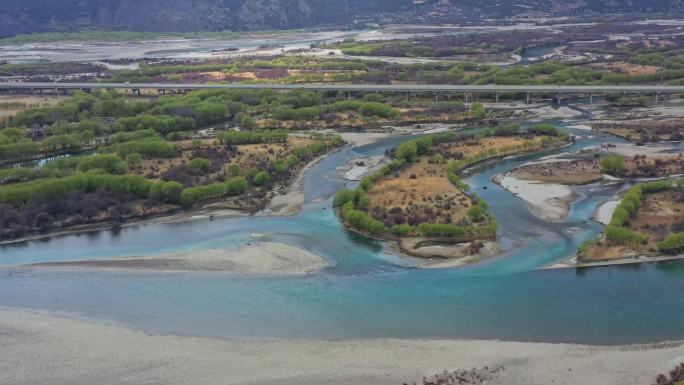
[1,309,682,385]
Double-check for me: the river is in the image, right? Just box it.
[1,115,683,345]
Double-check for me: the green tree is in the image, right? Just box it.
[600,155,625,177]
[189,158,211,173]
[470,102,486,119]
[76,154,127,174]
[396,141,418,162]
[125,153,143,169]
[253,171,270,186]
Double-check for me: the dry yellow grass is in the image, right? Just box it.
[581,244,635,261]
[366,137,550,227]
[0,95,70,118]
[367,158,472,225]
[438,136,533,158]
[625,155,684,177]
[511,159,603,185]
[630,190,684,248]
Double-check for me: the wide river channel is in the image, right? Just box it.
[1,114,683,345]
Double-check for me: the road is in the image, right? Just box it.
[0,82,682,98]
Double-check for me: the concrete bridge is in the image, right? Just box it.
[2,82,683,103]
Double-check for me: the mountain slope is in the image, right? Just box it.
[1,0,683,39]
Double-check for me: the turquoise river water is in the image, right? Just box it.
[1,118,683,345]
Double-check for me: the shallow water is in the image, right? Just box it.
[1,117,683,345]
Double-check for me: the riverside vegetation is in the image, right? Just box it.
[333,123,572,254]
[0,89,354,241]
[578,179,684,261]
[0,85,493,241]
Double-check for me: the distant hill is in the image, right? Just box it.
[1,0,683,39]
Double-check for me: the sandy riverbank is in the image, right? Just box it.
[494,173,577,222]
[593,199,620,225]
[600,142,679,157]
[24,242,329,276]
[265,148,336,216]
[545,253,684,269]
[339,131,394,146]
[1,309,682,385]
[337,154,391,181]
[392,237,501,267]
[529,105,584,121]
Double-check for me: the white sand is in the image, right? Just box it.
[601,142,674,157]
[26,242,329,276]
[530,105,583,120]
[495,174,576,222]
[1,309,683,385]
[337,154,390,181]
[546,254,684,269]
[594,200,620,225]
[567,124,593,131]
[417,241,502,268]
[267,148,335,216]
[339,132,393,147]
[267,189,305,216]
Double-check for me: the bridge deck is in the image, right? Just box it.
[0,82,683,93]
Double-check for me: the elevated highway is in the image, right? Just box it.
[2,82,681,103]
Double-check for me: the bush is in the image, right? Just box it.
[252,171,270,186]
[0,173,152,207]
[342,207,385,234]
[396,141,418,162]
[125,153,143,168]
[358,102,399,119]
[149,181,183,204]
[600,155,625,177]
[468,205,485,222]
[0,167,40,185]
[660,232,684,253]
[530,124,561,136]
[113,138,176,158]
[605,224,647,245]
[217,129,287,145]
[179,176,247,207]
[577,237,600,255]
[76,154,127,175]
[417,223,466,237]
[115,114,195,135]
[189,158,211,172]
[391,224,413,236]
[333,189,355,207]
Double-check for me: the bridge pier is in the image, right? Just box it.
[158,89,166,95]
[464,92,469,103]
[132,88,140,96]
[654,92,660,105]
[495,91,499,103]
[526,92,530,104]
[556,91,561,105]
[589,92,593,104]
